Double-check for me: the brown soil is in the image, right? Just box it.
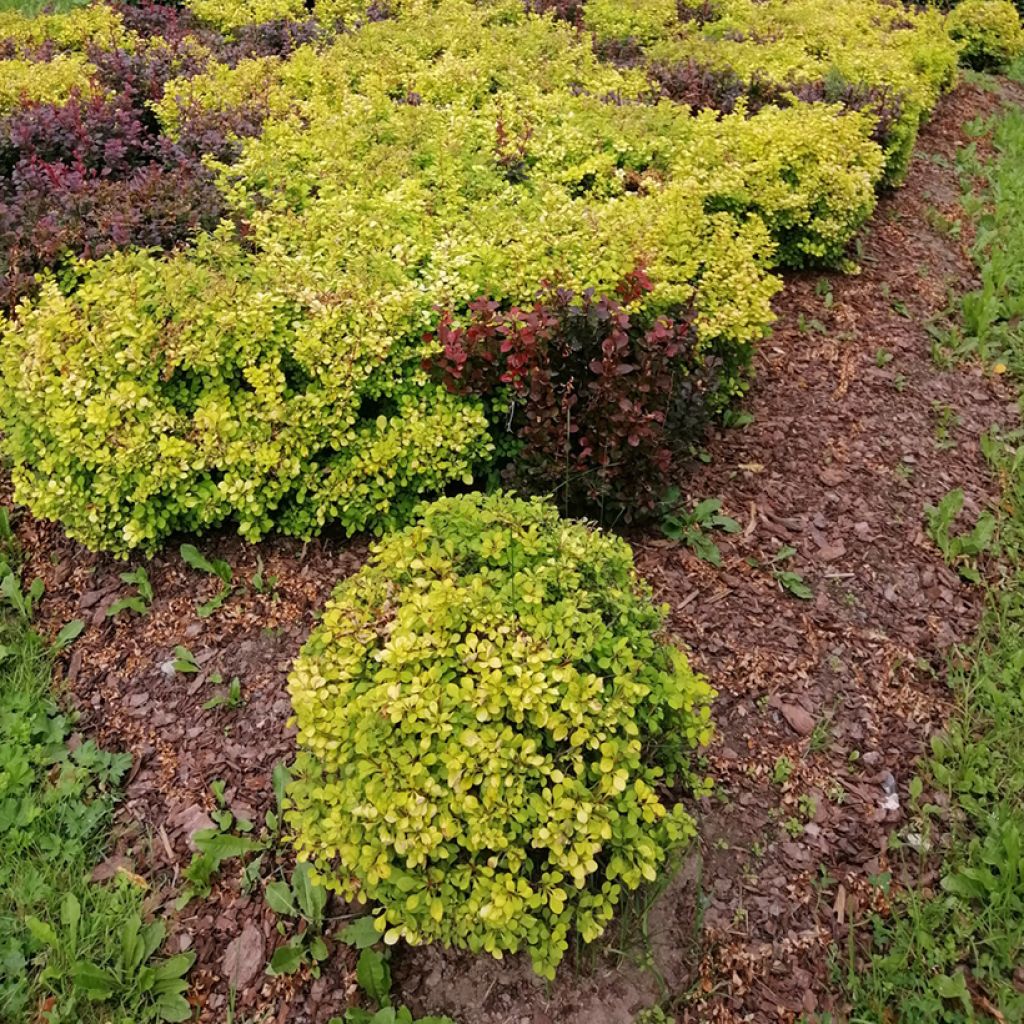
[10,79,1020,1024]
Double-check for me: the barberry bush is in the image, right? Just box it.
[285,491,715,978]
[580,0,959,184]
[0,0,965,551]
[947,0,1024,69]
[426,272,726,520]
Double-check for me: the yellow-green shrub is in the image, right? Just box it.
[0,4,127,52]
[0,236,493,554]
[285,491,715,978]
[0,55,98,114]
[183,0,388,33]
[582,0,960,184]
[0,0,922,551]
[947,0,1024,69]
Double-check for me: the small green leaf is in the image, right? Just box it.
[265,880,297,917]
[340,915,383,950]
[53,618,85,652]
[72,962,119,999]
[25,915,59,948]
[774,571,812,600]
[268,941,305,976]
[154,952,196,982]
[293,861,326,926]
[155,992,194,1022]
[180,543,217,576]
[356,947,392,1006]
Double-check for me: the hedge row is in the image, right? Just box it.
[1,0,1021,552]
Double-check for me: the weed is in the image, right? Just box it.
[0,565,190,1022]
[772,756,794,785]
[660,491,742,566]
[264,862,330,977]
[808,717,832,753]
[774,570,813,600]
[176,782,261,908]
[894,460,914,482]
[925,488,996,583]
[329,918,455,1024]
[180,544,234,618]
[203,674,245,711]
[250,556,279,597]
[171,645,199,674]
[852,90,1024,1023]
[107,567,154,618]
[932,401,961,451]
[874,348,893,367]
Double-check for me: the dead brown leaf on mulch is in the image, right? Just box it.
[7,81,1018,1024]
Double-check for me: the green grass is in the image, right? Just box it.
[0,519,194,1023]
[850,74,1024,1023]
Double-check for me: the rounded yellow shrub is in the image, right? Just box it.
[285,491,715,978]
[947,0,1024,69]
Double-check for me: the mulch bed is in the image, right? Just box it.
[9,79,1019,1024]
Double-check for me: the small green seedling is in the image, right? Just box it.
[180,544,234,617]
[250,556,279,597]
[660,490,741,566]
[925,488,995,583]
[203,674,244,711]
[772,756,794,785]
[329,918,454,1024]
[265,862,330,977]
[52,618,85,653]
[108,567,154,618]
[177,783,261,908]
[172,646,199,674]
[0,571,44,621]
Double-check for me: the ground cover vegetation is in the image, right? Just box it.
[2,0,1024,1021]
[0,511,195,1024]
[850,65,1024,1023]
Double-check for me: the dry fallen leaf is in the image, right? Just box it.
[223,922,265,990]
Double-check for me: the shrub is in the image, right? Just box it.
[947,0,1024,69]
[183,0,385,33]
[0,91,235,311]
[579,0,959,184]
[0,5,128,53]
[426,272,726,521]
[0,232,495,552]
[0,0,918,550]
[0,55,98,115]
[285,491,715,978]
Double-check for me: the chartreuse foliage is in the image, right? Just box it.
[0,4,126,50]
[0,54,95,112]
[947,0,1024,70]
[285,492,714,979]
[0,5,127,111]
[0,0,962,551]
[850,80,1024,1022]
[0,0,779,554]
[183,0,382,33]
[584,0,959,183]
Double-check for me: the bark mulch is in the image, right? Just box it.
[9,80,1018,1024]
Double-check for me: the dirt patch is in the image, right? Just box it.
[9,80,1018,1024]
